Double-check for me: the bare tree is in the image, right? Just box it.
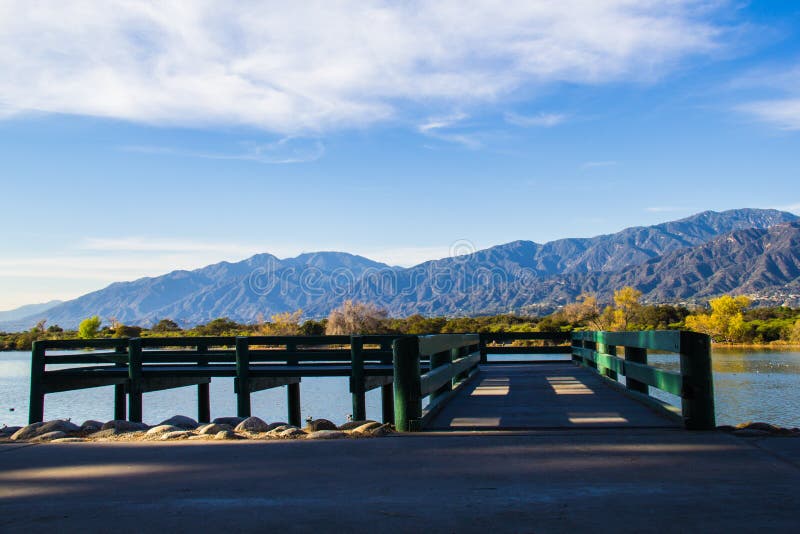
[326,300,388,335]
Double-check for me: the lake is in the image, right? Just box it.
[1,349,799,428]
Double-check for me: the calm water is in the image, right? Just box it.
[1,349,799,428]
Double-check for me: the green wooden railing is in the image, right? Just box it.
[571,330,715,430]
[29,335,399,426]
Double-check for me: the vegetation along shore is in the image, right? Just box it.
[2,289,799,352]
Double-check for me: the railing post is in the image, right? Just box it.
[28,341,45,424]
[479,335,488,364]
[235,337,251,418]
[286,341,301,427]
[679,331,715,430]
[127,338,143,422]
[430,349,452,406]
[393,336,421,432]
[625,346,648,394]
[350,336,366,421]
[381,383,394,424]
[113,344,127,420]
[597,342,618,381]
[197,342,211,423]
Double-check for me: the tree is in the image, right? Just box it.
[685,295,751,342]
[790,319,800,343]
[326,300,388,335]
[260,310,304,336]
[78,315,102,339]
[152,318,181,333]
[561,293,601,329]
[114,324,143,338]
[610,287,643,331]
[195,317,242,336]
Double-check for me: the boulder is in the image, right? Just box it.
[158,415,198,430]
[146,425,183,437]
[0,426,22,437]
[11,420,79,441]
[89,428,120,439]
[266,422,289,431]
[101,420,149,432]
[304,418,337,432]
[305,430,347,440]
[235,416,270,433]
[369,424,394,437]
[733,428,771,437]
[30,431,68,442]
[267,425,294,436]
[160,431,193,441]
[197,423,233,435]
[213,417,244,427]
[80,420,104,432]
[278,428,306,439]
[51,437,87,443]
[350,422,383,434]
[215,430,243,440]
[339,420,376,431]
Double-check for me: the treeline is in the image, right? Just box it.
[3,289,800,351]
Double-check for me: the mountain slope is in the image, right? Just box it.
[2,208,797,329]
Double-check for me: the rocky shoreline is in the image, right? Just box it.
[0,415,394,443]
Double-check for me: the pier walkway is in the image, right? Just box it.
[427,363,679,430]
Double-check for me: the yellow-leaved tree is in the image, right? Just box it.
[684,295,750,342]
[259,310,304,336]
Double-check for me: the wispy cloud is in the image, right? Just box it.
[737,99,800,130]
[645,206,690,213]
[581,160,617,169]
[122,137,325,164]
[80,237,264,255]
[0,1,729,134]
[417,113,481,149]
[769,202,800,214]
[505,112,566,127]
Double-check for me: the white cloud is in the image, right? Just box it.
[417,112,481,148]
[122,137,325,164]
[0,1,727,134]
[505,112,566,127]
[737,99,800,130]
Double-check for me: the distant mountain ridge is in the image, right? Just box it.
[2,208,798,329]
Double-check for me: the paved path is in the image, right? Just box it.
[2,431,800,533]
[428,363,678,430]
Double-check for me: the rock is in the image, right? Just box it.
[101,420,149,432]
[736,421,779,432]
[188,435,211,440]
[158,415,198,430]
[235,416,270,433]
[215,430,242,440]
[30,431,68,442]
[11,420,80,441]
[278,428,306,439]
[213,417,244,427]
[350,422,383,434]
[197,423,233,435]
[304,418,338,432]
[339,420,377,431]
[369,424,394,437]
[305,430,347,440]
[146,425,183,437]
[160,431,193,441]
[51,437,87,443]
[266,422,289,431]
[0,426,22,437]
[733,429,771,437]
[89,428,120,439]
[267,425,294,436]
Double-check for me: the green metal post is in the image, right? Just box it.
[127,337,143,422]
[625,346,649,394]
[679,331,716,430]
[197,342,211,423]
[235,337,251,418]
[381,383,394,424]
[350,336,366,421]
[393,336,421,432]
[28,341,46,424]
[286,342,301,427]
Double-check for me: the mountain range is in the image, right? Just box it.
[2,208,799,330]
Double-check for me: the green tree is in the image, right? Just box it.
[152,318,181,333]
[78,315,102,339]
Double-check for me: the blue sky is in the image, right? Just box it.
[1,1,800,310]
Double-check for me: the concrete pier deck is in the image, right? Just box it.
[2,430,800,532]
[428,363,679,430]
